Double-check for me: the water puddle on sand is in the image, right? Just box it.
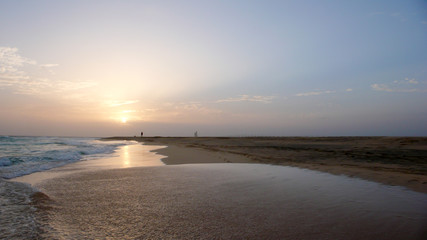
[34,163,427,239]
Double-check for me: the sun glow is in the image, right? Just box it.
[121,117,128,123]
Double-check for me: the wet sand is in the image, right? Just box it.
[29,164,427,239]
[106,136,427,193]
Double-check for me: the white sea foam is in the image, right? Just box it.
[0,157,11,166]
[0,137,133,178]
[0,178,39,239]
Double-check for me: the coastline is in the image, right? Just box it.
[2,143,167,239]
[5,136,426,239]
[105,136,427,193]
[12,143,166,186]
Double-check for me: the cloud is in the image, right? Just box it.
[421,21,427,25]
[8,78,98,95]
[40,63,59,68]
[122,110,137,113]
[295,90,335,97]
[0,47,41,86]
[171,101,222,114]
[403,77,417,84]
[371,84,394,92]
[216,95,275,103]
[371,84,419,93]
[371,77,425,93]
[295,88,354,97]
[108,100,139,107]
[393,77,418,85]
[147,101,223,123]
[0,46,97,96]
[55,80,98,91]
[0,47,36,73]
[0,47,35,83]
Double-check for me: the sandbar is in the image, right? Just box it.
[106,136,427,193]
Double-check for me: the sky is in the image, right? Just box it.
[1,0,426,137]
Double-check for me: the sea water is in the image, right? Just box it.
[0,136,129,179]
[0,136,131,239]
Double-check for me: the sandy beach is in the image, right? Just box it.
[107,136,427,193]
[8,137,427,239]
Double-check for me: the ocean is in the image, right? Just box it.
[0,136,129,179]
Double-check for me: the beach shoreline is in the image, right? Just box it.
[104,136,427,193]
[5,136,426,239]
[12,144,166,186]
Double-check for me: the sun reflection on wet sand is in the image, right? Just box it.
[122,145,130,167]
[97,144,166,169]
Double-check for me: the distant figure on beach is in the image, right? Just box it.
[141,132,143,137]
[194,131,198,137]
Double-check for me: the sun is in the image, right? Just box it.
[121,117,128,123]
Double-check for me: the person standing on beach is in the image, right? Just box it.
[141,132,143,137]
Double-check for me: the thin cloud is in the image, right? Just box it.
[39,64,59,74]
[122,110,137,113]
[0,47,36,72]
[10,78,98,95]
[371,78,425,93]
[371,84,394,92]
[216,95,275,103]
[153,102,223,122]
[393,77,418,85]
[295,90,335,97]
[56,80,98,91]
[371,84,420,93]
[40,63,59,68]
[0,47,35,83]
[170,101,222,114]
[0,46,96,96]
[108,100,139,107]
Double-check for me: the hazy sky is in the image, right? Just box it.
[1,0,426,137]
